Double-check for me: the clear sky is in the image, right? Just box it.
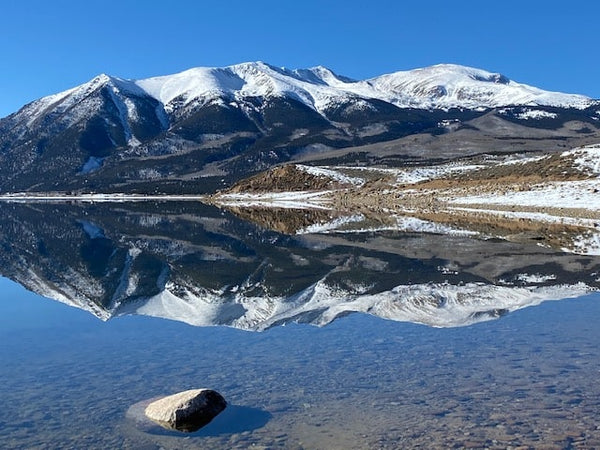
[1,0,598,118]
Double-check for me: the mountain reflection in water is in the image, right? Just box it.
[0,201,598,330]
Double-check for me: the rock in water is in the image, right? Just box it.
[144,389,227,432]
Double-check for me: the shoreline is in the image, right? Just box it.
[0,194,209,202]
[4,144,600,255]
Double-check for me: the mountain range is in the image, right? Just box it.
[1,62,599,194]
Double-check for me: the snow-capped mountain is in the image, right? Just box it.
[32,62,596,117]
[0,62,598,194]
[366,64,593,110]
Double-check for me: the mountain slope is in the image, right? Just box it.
[1,62,599,194]
[0,74,167,191]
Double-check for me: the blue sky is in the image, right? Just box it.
[1,0,598,118]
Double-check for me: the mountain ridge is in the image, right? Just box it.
[18,62,597,121]
[1,61,599,194]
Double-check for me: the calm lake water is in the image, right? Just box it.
[0,202,599,449]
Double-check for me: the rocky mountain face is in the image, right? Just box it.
[0,202,598,330]
[1,62,599,194]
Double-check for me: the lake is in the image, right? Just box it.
[0,201,599,449]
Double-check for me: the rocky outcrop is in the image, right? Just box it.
[225,164,343,193]
[144,389,227,432]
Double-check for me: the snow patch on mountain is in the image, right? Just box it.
[22,88,79,126]
[110,248,142,308]
[136,66,245,110]
[296,164,364,186]
[131,286,225,327]
[514,109,558,120]
[16,74,158,143]
[23,266,111,320]
[514,273,557,284]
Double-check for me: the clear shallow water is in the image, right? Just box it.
[1,277,600,449]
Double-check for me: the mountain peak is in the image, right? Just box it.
[227,60,273,74]
[295,66,356,85]
[91,73,113,84]
[84,73,131,93]
[415,64,511,84]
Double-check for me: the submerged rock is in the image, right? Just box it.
[144,389,227,432]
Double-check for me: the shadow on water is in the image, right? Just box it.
[141,405,272,437]
[193,405,272,436]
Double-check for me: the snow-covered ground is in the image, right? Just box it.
[450,180,600,210]
[306,153,549,186]
[563,144,600,175]
[514,273,558,283]
[393,164,485,185]
[215,191,332,209]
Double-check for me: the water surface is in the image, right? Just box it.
[0,202,599,449]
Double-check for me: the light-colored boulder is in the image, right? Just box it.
[144,389,227,432]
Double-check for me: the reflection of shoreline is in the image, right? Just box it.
[218,203,600,255]
[208,147,600,254]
